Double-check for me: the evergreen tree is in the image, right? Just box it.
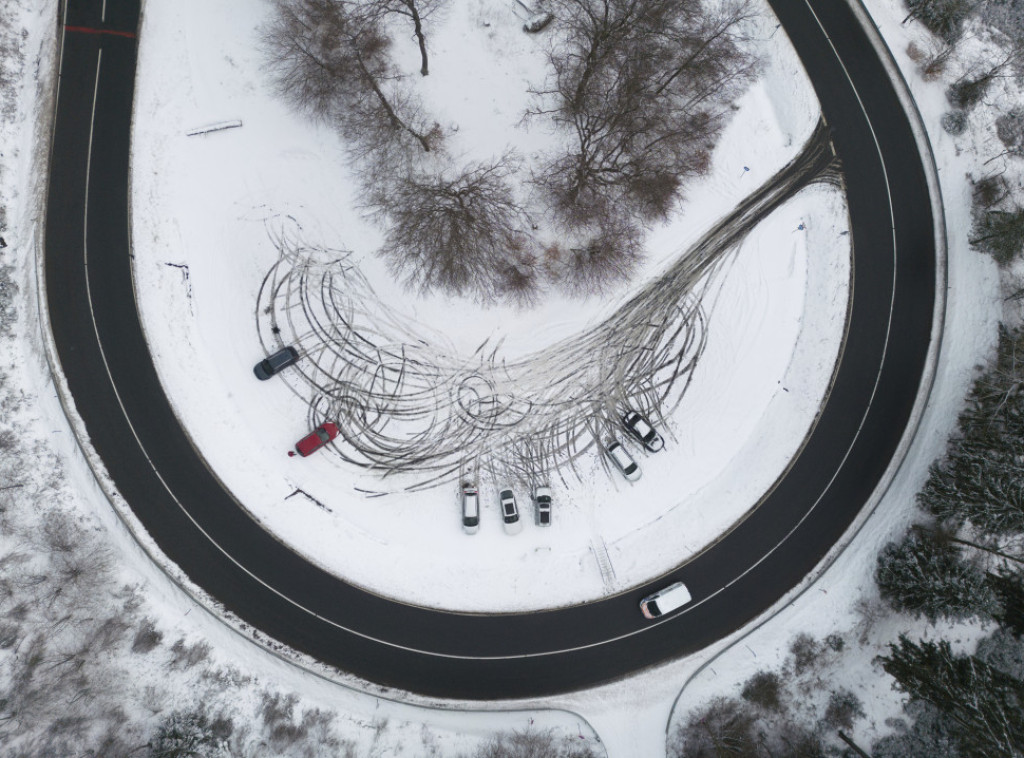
[871,700,961,758]
[976,627,1024,681]
[148,711,215,758]
[917,325,1024,535]
[989,568,1024,637]
[875,530,998,622]
[878,635,1024,758]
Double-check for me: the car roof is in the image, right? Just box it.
[654,582,692,613]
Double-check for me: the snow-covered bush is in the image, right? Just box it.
[475,728,603,758]
[740,670,783,712]
[940,108,968,135]
[147,711,216,758]
[903,0,975,43]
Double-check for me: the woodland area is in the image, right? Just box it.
[262,0,757,302]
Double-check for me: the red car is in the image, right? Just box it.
[292,422,339,457]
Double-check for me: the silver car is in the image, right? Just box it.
[499,488,522,535]
[461,484,480,535]
[607,440,641,482]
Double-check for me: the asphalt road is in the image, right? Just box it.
[44,0,936,699]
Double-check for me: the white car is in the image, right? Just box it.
[461,484,480,534]
[607,440,641,481]
[640,581,692,619]
[499,488,522,535]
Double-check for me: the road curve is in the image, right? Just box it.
[44,0,937,699]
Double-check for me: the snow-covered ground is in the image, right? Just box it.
[665,0,1007,748]
[0,0,1011,753]
[130,0,848,611]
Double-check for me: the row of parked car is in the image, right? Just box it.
[461,485,552,534]
[256,347,691,618]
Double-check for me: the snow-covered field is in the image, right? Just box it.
[130,0,848,611]
[0,0,1012,753]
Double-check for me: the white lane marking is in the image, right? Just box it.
[77,0,907,662]
[668,0,902,620]
[101,0,107,22]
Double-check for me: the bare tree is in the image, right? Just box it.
[373,156,537,300]
[368,0,442,76]
[530,0,757,227]
[263,0,439,151]
[544,210,643,297]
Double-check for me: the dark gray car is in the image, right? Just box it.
[254,346,299,380]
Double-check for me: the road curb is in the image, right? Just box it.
[665,0,949,746]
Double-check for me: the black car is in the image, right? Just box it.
[254,346,300,380]
[622,410,664,452]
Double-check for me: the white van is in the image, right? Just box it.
[639,582,692,619]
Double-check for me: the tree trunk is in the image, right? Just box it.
[404,0,429,76]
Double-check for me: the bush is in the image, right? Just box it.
[946,74,993,111]
[971,205,1024,266]
[740,670,783,712]
[941,109,968,135]
[822,689,865,730]
[669,697,757,758]
[996,109,1024,155]
[789,633,821,675]
[132,618,163,653]
[824,632,845,652]
[904,0,975,43]
[167,639,211,670]
[476,728,601,758]
[147,711,214,758]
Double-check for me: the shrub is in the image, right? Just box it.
[740,670,784,712]
[132,618,163,653]
[941,109,968,135]
[789,633,821,675]
[167,639,211,670]
[822,688,865,730]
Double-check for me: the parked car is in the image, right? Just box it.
[639,581,692,619]
[292,422,339,457]
[462,484,480,535]
[523,11,554,32]
[534,486,552,526]
[254,346,300,380]
[499,488,522,534]
[622,409,664,452]
[607,440,641,481]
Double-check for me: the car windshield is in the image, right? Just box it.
[316,428,330,443]
[646,600,660,616]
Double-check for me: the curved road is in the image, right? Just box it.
[44,0,936,698]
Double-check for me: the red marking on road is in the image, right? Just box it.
[65,25,137,39]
